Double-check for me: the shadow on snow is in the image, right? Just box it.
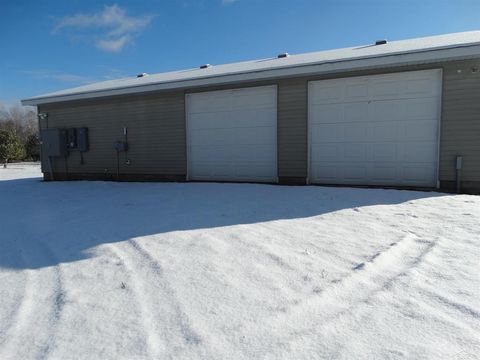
[0,176,445,270]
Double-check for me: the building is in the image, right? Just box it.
[22,31,480,193]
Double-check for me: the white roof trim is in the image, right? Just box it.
[21,31,480,106]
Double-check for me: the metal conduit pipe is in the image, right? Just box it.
[456,155,463,194]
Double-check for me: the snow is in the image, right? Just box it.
[0,162,42,180]
[0,163,479,360]
[22,30,480,105]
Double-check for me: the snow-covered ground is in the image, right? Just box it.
[0,163,479,360]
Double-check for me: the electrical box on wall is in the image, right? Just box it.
[66,128,77,149]
[40,128,67,157]
[77,127,89,152]
[40,127,89,158]
[66,127,90,152]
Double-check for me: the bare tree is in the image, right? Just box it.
[0,103,38,141]
[0,103,38,162]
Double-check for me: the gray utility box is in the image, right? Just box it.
[77,127,89,152]
[40,128,67,157]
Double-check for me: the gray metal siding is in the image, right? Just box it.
[40,92,186,176]
[439,60,480,184]
[39,59,480,190]
[277,79,308,178]
[274,60,480,185]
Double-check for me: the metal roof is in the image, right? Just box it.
[22,30,480,106]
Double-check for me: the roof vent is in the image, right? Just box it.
[200,64,212,69]
[375,39,387,45]
[136,73,148,78]
[277,52,290,58]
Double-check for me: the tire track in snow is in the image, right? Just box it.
[262,233,438,344]
[0,245,41,360]
[311,233,435,318]
[107,244,164,359]
[108,239,206,359]
[0,240,65,360]
[412,288,480,338]
[417,287,480,320]
[0,271,31,349]
[0,250,30,349]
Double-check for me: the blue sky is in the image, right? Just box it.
[1,0,479,105]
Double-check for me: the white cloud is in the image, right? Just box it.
[96,35,131,53]
[53,4,154,52]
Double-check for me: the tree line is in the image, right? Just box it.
[0,103,40,166]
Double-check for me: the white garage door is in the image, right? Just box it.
[308,69,442,187]
[186,85,277,182]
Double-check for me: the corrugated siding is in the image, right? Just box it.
[440,60,480,182]
[39,92,186,176]
[277,79,308,177]
[39,58,480,187]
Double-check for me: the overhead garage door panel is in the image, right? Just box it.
[310,71,441,105]
[187,86,277,182]
[189,108,275,130]
[309,69,442,187]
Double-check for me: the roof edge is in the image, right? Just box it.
[22,43,480,106]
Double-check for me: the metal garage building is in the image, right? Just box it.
[22,31,480,193]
